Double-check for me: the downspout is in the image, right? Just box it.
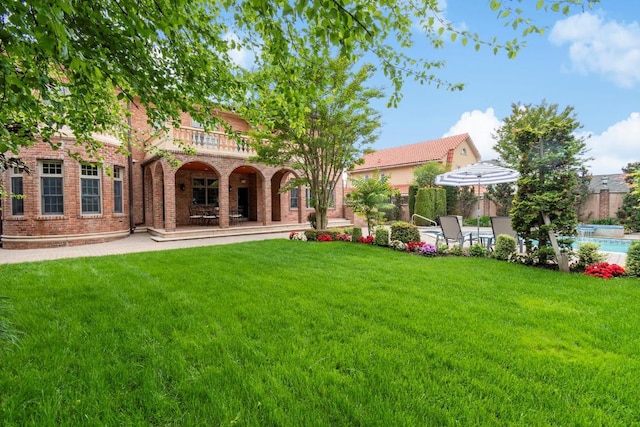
[127,103,136,234]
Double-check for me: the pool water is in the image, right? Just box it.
[574,238,637,254]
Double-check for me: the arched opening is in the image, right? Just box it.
[271,169,298,222]
[175,161,220,226]
[229,165,263,223]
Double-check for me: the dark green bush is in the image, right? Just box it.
[469,243,489,257]
[390,221,421,243]
[375,227,389,247]
[351,227,363,243]
[574,242,606,271]
[493,234,517,261]
[589,218,620,225]
[414,188,446,225]
[626,241,640,277]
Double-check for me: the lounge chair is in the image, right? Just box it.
[490,216,524,252]
[436,215,474,247]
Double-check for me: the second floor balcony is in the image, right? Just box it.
[156,126,256,159]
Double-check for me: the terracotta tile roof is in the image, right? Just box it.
[354,133,475,172]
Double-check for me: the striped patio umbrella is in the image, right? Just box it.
[435,162,520,236]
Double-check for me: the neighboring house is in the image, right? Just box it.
[348,133,481,195]
[0,106,345,249]
[581,174,629,221]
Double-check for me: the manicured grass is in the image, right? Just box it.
[1,240,639,425]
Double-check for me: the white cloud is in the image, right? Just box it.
[549,13,640,88]
[442,108,502,161]
[223,32,257,69]
[583,112,640,175]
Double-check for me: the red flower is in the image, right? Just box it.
[584,262,626,279]
[357,235,374,244]
[317,233,333,242]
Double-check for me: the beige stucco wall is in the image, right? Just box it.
[449,140,480,170]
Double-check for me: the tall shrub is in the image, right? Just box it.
[414,188,446,224]
[408,185,418,219]
[626,241,640,277]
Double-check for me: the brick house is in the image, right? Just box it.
[348,133,481,195]
[1,106,345,249]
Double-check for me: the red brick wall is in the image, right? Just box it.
[1,139,130,248]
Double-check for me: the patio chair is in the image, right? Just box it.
[436,215,474,247]
[490,216,524,252]
[229,207,243,225]
[202,206,218,226]
[189,205,204,225]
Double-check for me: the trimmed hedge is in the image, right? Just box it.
[414,187,446,225]
[375,227,390,247]
[390,221,421,243]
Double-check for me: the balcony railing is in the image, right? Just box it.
[157,126,256,158]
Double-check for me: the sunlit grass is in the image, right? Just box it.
[1,240,639,425]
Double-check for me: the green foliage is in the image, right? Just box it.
[468,243,489,258]
[380,190,402,222]
[447,244,465,257]
[485,182,516,216]
[589,218,620,225]
[626,242,640,277]
[246,55,383,230]
[375,227,390,247]
[408,185,418,218]
[304,228,343,241]
[346,172,394,236]
[390,222,421,244]
[496,102,588,264]
[412,162,445,188]
[463,215,491,227]
[351,227,363,243]
[2,0,597,165]
[574,243,606,271]
[414,188,446,225]
[493,234,517,261]
[455,186,478,219]
[617,162,640,232]
[444,186,459,215]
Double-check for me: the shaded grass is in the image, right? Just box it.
[1,240,639,425]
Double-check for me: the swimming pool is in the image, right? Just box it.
[574,237,638,254]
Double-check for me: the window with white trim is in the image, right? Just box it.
[290,187,299,209]
[40,161,64,215]
[10,167,24,216]
[81,164,102,214]
[113,167,123,214]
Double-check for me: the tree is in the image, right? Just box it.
[242,53,383,230]
[494,102,589,270]
[456,186,479,219]
[1,0,601,160]
[485,183,516,216]
[346,173,394,236]
[412,162,446,188]
[617,162,640,232]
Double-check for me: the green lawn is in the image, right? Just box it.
[1,240,639,426]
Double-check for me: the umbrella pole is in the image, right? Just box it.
[476,182,481,240]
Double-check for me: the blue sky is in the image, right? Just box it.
[367,1,639,175]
